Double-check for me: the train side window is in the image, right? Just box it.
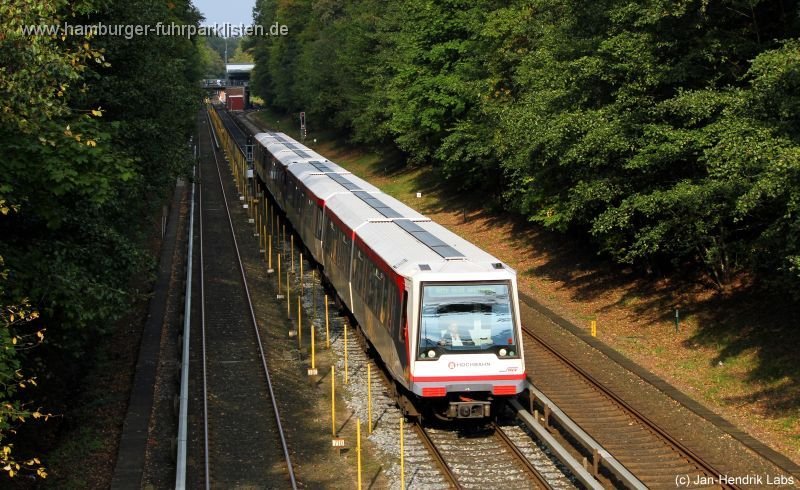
[342,235,352,277]
[398,290,408,343]
[314,208,323,239]
[379,279,388,324]
[371,268,383,315]
[354,250,364,299]
[386,284,398,333]
[366,265,377,312]
[331,227,339,265]
[357,251,366,299]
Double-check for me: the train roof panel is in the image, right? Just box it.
[254,132,287,145]
[395,219,463,258]
[298,174,352,201]
[325,193,387,229]
[356,221,443,267]
[355,222,509,278]
[287,161,338,180]
[412,219,506,267]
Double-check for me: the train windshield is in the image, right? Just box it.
[417,282,519,358]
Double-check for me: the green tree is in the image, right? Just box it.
[1,0,203,479]
[199,36,226,78]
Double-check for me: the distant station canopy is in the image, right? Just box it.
[226,64,254,85]
[211,64,254,112]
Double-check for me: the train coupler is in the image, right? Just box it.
[447,401,491,419]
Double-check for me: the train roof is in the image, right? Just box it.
[255,131,515,280]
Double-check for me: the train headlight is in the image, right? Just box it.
[427,350,437,359]
[499,348,507,357]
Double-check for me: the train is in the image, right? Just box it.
[239,111,526,420]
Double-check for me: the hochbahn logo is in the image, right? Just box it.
[448,361,491,369]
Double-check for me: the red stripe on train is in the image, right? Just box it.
[410,373,525,382]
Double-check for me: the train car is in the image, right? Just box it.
[251,128,526,420]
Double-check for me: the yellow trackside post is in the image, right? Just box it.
[312,270,316,321]
[310,315,316,371]
[344,323,349,384]
[298,296,302,348]
[260,222,265,249]
[357,418,362,490]
[268,234,273,271]
[300,254,304,295]
[287,270,291,318]
[277,253,282,293]
[591,320,597,337]
[325,294,330,349]
[400,417,405,490]
[368,365,372,434]
[331,365,336,437]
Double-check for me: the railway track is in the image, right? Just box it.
[523,326,734,489]
[216,107,578,489]
[213,106,796,490]
[412,419,563,489]
[322,287,570,489]
[186,112,296,488]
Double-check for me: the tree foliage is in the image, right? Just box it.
[250,0,800,292]
[0,0,202,479]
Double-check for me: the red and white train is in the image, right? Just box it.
[253,130,526,419]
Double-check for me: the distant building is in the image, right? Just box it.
[226,64,254,86]
[223,64,253,111]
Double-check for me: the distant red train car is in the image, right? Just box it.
[225,86,246,111]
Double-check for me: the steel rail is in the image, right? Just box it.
[200,125,211,489]
[522,326,740,490]
[174,162,196,489]
[411,422,463,490]
[491,422,556,490]
[204,111,298,489]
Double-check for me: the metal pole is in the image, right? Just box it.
[311,315,315,371]
[400,417,404,490]
[331,365,336,437]
[325,295,330,349]
[298,296,302,348]
[357,418,362,490]
[287,270,291,318]
[277,253,282,296]
[368,365,372,434]
[268,234,273,272]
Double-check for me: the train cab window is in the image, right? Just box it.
[417,282,519,359]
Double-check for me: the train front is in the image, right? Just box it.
[409,274,526,420]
